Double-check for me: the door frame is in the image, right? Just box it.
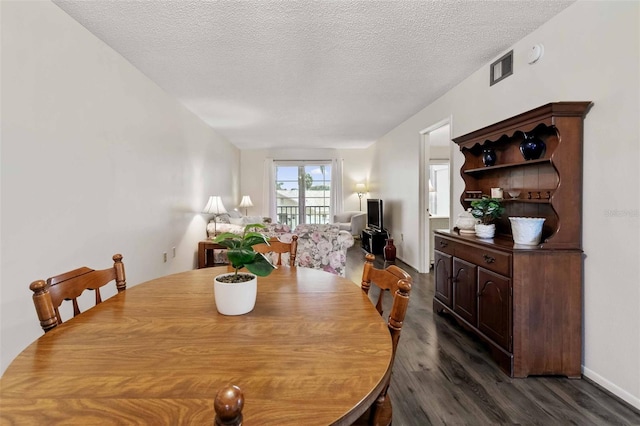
[418,118,453,273]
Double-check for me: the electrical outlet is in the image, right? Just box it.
[163,252,167,263]
[172,247,176,258]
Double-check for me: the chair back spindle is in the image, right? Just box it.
[253,235,298,267]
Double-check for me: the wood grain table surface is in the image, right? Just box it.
[0,267,392,425]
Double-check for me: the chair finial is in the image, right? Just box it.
[214,384,244,426]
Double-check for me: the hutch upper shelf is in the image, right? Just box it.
[454,101,592,250]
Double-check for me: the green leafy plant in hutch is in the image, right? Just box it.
[213,223,275,283]
[470,196,505,239]
[470,196,505,224]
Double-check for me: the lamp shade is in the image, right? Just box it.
[355,183,366,193]
[239,195,254,208]
[202,196,227,215]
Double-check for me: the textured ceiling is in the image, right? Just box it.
[52,0,573,150]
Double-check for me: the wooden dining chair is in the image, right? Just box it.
[29,253,126,332]
[214,384,244,426]
[357,253,412,426]
[253,235,298,267]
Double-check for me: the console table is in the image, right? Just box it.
[197,241,227,269]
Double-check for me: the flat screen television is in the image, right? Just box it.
[366,199,384,231]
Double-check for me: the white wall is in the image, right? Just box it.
[240,147,375,216]
[428,125,451,160]
[374,0,640,409]
[337,147,376,212]
[0,1,239,373]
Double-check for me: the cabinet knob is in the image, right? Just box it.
[439,240,448,248]
[483,254,495,264]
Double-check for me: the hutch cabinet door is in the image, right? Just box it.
[477,267,512,351]
[433,250,452,308]
[452,257,477,325]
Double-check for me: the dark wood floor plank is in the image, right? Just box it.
[539,378,635,425]
[345,245,640,426]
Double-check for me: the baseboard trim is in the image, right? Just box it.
[582,366,640,412]
[393,256,419,274]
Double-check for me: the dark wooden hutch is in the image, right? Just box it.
[433,102,592,378]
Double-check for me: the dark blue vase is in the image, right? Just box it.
[482,148,497,166]
[520,133,546,160]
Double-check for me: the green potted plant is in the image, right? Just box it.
[470,196,505,239]
[212,223,275,315]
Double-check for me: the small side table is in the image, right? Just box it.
[198,241,228,269]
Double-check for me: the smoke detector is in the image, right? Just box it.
[527,44,544,64]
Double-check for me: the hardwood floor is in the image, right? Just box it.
[345,246,640,426]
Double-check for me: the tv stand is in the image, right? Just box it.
[361,228,388,255]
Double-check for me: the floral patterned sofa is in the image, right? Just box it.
[206,213,274,238]
[291,224,354,277]
[209,221,354,277]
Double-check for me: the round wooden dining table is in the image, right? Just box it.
[0,266,393,425]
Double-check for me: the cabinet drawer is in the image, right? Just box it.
[455,245,511,276]
[434,235,455,255]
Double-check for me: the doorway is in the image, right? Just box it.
[419,120,453,273]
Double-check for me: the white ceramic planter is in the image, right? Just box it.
[475,223,496,239]
[214,273,257,316]
[509,217,545,246]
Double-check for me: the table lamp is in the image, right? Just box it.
[202,196,227,238]
[239,195,253,216]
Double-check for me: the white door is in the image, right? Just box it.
[428,162,451,266]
